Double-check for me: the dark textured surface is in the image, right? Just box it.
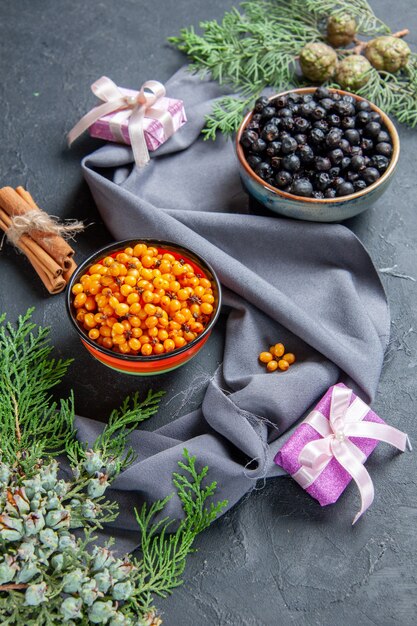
[0,1,416,624]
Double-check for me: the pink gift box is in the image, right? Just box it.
[88,87,187,151]
[274,383,385,506]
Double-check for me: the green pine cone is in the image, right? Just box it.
[299,42,338,82]
[327,14,356,47]
[365,35,411,73]
[336,55,372,90]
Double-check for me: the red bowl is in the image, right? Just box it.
[66,239,222,375]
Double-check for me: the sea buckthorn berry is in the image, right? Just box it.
[94,312,106,324]
[128,338,141,351]
[199,278,211,289]
[153,276,165,289]
[141,343,153,356]
[116,253,130,264]
[96,295,108,309]
[124,275,137,287]
[174,336,186,348]
[278,359,290,371]
[144,303,156,316]
[127,293,140,306]
[273,343,285,358]
[133,243,147,256]
[283,353,296,364]
[148,327,159,337]
[112,323,125,336]
[100,326,112,338]
[202,294,215,304]
[153,342,165,354]
[84,296,96,312]
[267,360,279,372]
[259,351,273,364]
[140,268,153,281]
[113,334,126,345]
[158,329,169,341]
[76,309,86,322]
[145,316,158,329]
[141,255,154,268]
[119,342,130,354]
[142,290,154,303]
[115,303,130,317]
[88,328,100,340]
[129,316,141,328]
[169,300,181,313]
[103,256,114,267]
[131,327,143,338]
[159,260,172,274]
[200,302,213,315]
[102,337,113,349]
[172,263,186,277]
[109,263,121,277]
[109,296,120,310]
[177,289,189,301]
[84,313,96,329]
[73,293,87,308]
[127,268,140,279]
[72,283,84,295]
[163,339,176,352]
[89,264,105,275]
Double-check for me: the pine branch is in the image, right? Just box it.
[170,0,417,137]
[66,389,165,476]
[0,309,74,467]
[134,449,227,613]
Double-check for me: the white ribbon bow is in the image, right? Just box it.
[67,76,174,168]
[292,385,411,524]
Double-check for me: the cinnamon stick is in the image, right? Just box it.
[0,209,66,294]
[63,256,77,283]
[0,186,74,270]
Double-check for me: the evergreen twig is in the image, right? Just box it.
[169,0,417,138]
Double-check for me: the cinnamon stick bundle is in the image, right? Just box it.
[0,187,82,294]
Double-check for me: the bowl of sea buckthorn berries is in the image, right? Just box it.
[236,87,399,222]
[66,239,221,375]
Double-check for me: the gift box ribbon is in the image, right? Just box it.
[293,385,411,524]
[67,76,174,168]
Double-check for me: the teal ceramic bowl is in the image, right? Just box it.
[236,87,400,222]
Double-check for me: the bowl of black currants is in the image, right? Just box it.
[236,87,399,222]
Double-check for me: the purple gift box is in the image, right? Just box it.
[88,87,187,151]
[274,383,385,507]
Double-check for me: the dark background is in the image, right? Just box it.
[0,1,416,624]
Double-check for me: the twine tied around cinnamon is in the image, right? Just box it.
[4,210,84,247]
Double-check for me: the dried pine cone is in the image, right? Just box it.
[365,35,411,73]
[299,42,338,82]
[336,55,372,90]
[327,14,357,47]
